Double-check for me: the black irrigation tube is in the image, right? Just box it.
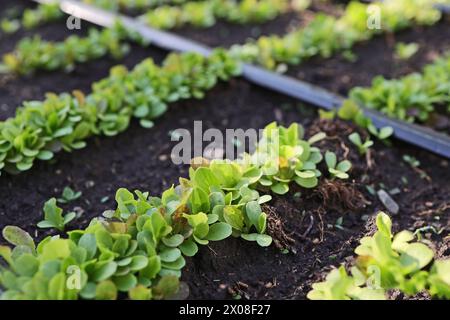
[31,0,450,159]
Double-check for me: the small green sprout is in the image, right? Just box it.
[348,132,373,155]
[37,198,76,231]
[403,155,420,168]
[0,18,20,34]
[334,217,344,230]
[368,125,394,140]
[395,42,419,60]
[325,151,351,179]
[58,186,82,204]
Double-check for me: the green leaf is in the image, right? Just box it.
[13,253,39,277]
[241,233,258,242]
[189,187,210,214]
[37,220,57,229]
[78,233,97,260]
[336,160,352,173]
[349,132,362,146]
[16,161,33,171]
[179,239,198,257]
[129,256,149,271]
[206,223,232,241]
[139,119,154,129]
[40,239,71,263]
[80,282,96,299]
[325,151,337,169]
[271,183,289,195]
[113,274,138,292]
[0,245,13,265]
[294,176,318,188]
[2,226,35,251]
[256,234,272,247]
[162,234,184,247]
[392,230,414,253]
[48,273,67,300]
[95,280,117,300]
[329,168,349,179]
[223,206,244,231]
[41,198,64,230]
[91,261,118,282]
[129,285,152,300]
[140,256,161,280]
[400,243,434,272]
[378,127,394,140]
[338,100,360,120]
[258,195,272,204]
[63,212,77,225]
[160,248,181,263]
[193,167,220,192]
[161,256,186,270]
[376,212,392,238]
[245,201,262,227]
[153,276,179,300]
[308,132,326,144]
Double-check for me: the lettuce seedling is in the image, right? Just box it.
[428,260,450,299]
[348,132,373,155]
[367,125,394,141]
[325,151,351,179]
[0,19,20,34]
[253,122,323,195]
[307,265,385,300]
[58,186,82,204]
[403,155,420,168]
[308,212,450,300]
[37,198,76,231]
[395,42,419,60]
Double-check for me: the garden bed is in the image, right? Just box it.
[1,76,448,299]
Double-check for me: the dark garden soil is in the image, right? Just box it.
[0,1,449,300]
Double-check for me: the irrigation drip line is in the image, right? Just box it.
[31,0,450,159]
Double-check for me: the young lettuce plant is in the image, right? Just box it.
[308,212,450,300]
[58,186,82,204]
[37,198,77,231]
[252,122,324,195]
[395,42,419,61]
[325,151,351,179]
[348,132,373,155]
[182,159,272,247]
